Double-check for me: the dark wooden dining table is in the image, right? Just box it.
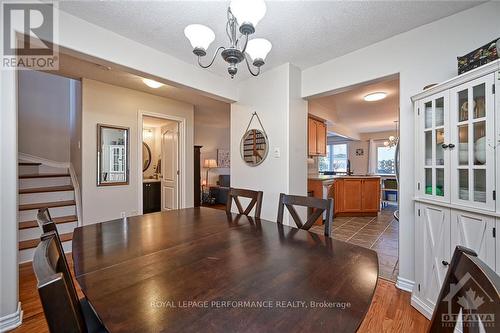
[72,207,378,333]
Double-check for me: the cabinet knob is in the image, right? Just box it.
[442,260,449,266]
[441,144,449,149]
[448,143,455,149]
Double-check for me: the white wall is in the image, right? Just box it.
[194,106,230,186]
[231,63,307,223]
[69,80,82,185]
[81,79,194,224]
[302,1,500,288]
[18,70,71,162]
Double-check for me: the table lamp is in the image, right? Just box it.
[203,158,217,187]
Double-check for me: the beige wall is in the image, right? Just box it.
[81,79,194,224]
[194,106,230,186]
[18,70,71,162]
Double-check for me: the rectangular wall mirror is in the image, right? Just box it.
[97,124,129,186]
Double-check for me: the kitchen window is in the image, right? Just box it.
[376,145,396,174]
[319,143,348,172]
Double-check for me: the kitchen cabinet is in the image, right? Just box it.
[335,177,380,216]
[308,116,327,156]
[143,181,161,214]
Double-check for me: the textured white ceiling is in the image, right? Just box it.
[48,51,230,111]
[59,0,483,80]
[311,77,399,134]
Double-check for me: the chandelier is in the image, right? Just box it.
[384,121,399,148]
[184,0,272,79]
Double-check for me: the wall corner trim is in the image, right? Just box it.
[0,302,23,332]
[395,275,415,292]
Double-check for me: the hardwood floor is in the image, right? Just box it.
[12,255,428,333]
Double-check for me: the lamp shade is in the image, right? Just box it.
[184,24,215,50]
[203,159,217,168]
[246,38,272,61]
[230,0,266,27]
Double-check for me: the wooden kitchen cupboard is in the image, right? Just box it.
[308,116,327,156]
[334,177,381,216]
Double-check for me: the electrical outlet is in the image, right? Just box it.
[120,212,126,218]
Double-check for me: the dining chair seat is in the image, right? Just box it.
[226,187,263,218]
[277,193,333,237]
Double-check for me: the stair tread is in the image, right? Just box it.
[19,232,73,250]
[19,173,70,179]
[18,162,42,166]
[19,215,78,230]
[19,200,76,211]
[19,185,74,194]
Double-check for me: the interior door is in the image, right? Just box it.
[161,121,179,210]
[420,203,450,309]
[450,210,495,268]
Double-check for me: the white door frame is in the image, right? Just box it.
[137,110,186,214]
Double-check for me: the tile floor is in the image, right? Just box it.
[311,205,399,281]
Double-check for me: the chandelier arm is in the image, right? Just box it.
[240,33,249,53]
[244,55,261,76]
[198,46,225,69]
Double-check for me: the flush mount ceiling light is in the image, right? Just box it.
[143,78,163,89]
[364,92,387,102]
[184,0,272,79]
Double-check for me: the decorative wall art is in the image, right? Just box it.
[217,149,230,168]
[240,112,269,167]
[356,148,364,156]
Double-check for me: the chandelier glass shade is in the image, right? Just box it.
[184,0,272,78]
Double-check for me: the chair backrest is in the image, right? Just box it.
[37,208,57,233]
[225,188,263,218]
[33,231,87,333]
[428,246,500,333]
[277,193,333,237]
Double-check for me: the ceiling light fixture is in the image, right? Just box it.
[143,78,163,89]
[364,92,387,102]
[184,0,271,79]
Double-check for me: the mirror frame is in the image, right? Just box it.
[142,142,152,172]
[240,129,269,167]
[97,124,130,186]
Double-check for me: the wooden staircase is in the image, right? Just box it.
[18,161,78,263]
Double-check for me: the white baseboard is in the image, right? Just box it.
[18,152,69,169]
[411,294,433,320]
[396,276,414,292]
[0,302,23,332]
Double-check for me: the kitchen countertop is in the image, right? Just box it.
[143,178,161,183]
[308,174,381,181]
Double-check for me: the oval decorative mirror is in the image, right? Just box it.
[142,142,152,172]
[240,129,269,166]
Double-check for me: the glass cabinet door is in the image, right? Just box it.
[450,73,496,211]
[420,93,450,202]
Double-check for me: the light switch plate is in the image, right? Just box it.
[273,147,280,158]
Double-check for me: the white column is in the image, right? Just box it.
[0,70,22,330]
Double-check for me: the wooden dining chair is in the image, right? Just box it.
[277,193,333,237]
[428,246,500,333]
[226,188,263,218]
[33,231,107,333]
